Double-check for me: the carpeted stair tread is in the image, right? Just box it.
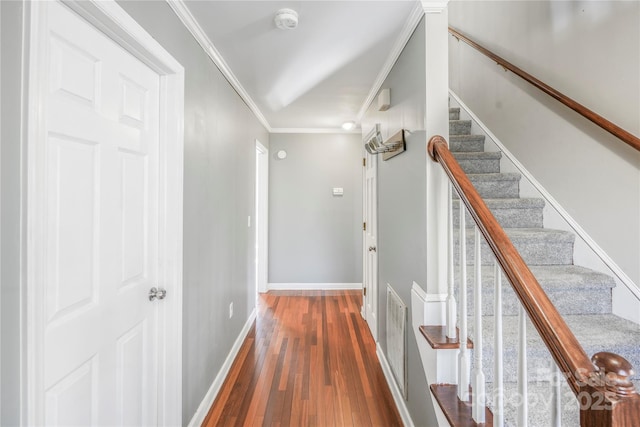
[450,134,485,152]
[453,198,545,229]
[454,228,575,265]
[449,107,460,120]
[453,197,545,209]
[529,265,615,290]
[453,151,501,160]
[450,119,472,135]
[452,172,521,199]
[455,265,614,315]
[472,314,640,384]
[468,172,521,181]
[458,265,614,291]
[453,151,502,174]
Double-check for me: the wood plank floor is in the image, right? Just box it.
[202,290,403,427]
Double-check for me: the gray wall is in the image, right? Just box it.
[0,1,269,424]
[1,2,25,424]
[268,133,362,284]
[361,18,438,427]
[449,0,640,287]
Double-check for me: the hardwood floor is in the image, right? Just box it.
[202,290,403,427]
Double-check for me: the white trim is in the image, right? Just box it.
[255,140,269,294]
[24,2,184,425]
[376,343,415,427]
[268,283,362,291]
[166,0,271,132]
[187,308,257,427]
[270,128,362,134]
[421,0,450,14]
[356,2,424,122]
[449,89,640,303]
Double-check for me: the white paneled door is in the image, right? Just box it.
[37,2,166,425]
[363,150,378,340]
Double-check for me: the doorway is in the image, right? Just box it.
[24,1,184,425]
[362,148,378,341]
[255,140,269,295]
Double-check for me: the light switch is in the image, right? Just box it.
[333,188,344,196]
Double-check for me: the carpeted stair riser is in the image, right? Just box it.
[453,265,614,316]
[449,135,485,152]
[452,173,521,199]
[450,119,472,135]
[453,151,502,174]
[449,107,460,121]
[453,228,575,266]
[452,198,544,229]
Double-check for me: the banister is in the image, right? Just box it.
[428,134,640,424]
[448,27,640,152]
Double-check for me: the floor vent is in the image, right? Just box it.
[386,284,408,399]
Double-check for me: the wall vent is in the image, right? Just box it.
[386,284,408,399]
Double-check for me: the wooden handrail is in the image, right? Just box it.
[449,27,640,152]
[428,135,640,425]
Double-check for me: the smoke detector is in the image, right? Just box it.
[274,8,298,30]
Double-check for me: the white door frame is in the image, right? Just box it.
[23,1,184,425]
[255,140,269,294]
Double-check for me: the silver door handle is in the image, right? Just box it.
[368,246,376,252]
[149,287,167,301]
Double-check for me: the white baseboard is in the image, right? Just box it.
[187,308,257,427]
[268,282,362,291]
[376,343,415,427]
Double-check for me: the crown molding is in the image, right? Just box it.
[356,1,424,122]
[166,0,272,131]
[421,0,449,14]
[270,128,362,135]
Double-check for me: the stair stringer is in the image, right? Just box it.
[411,282,458,427]
[449,90,640,325]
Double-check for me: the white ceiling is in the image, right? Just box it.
[181,0,420,132]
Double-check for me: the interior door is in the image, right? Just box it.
[42,2,161,424]
[363,149,378,340]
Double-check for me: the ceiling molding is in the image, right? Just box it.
[421,0,450,14]
[270,128,362,135]
[166,0,273,131]
[356,1,424,123]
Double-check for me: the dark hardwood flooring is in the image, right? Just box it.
[202,290,403,427]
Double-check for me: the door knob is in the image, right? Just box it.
[368,246,377,252]
[149,287,167,301]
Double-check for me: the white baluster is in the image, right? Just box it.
[458,197,470,401]
[472,226,486,423]
[517,305,528,426]
[551,361,562,427]
[493,261,504,427]
[446,183,457,339]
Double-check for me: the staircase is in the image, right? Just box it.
[435,107,640,426]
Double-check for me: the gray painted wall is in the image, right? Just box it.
[360,18,438,427]
[449,0,640,287]
[1,2,25,424]
[0,1,269,424]
[269,133,362,284]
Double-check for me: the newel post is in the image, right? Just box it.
[580,352,640,427]
[422,0,450,323]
